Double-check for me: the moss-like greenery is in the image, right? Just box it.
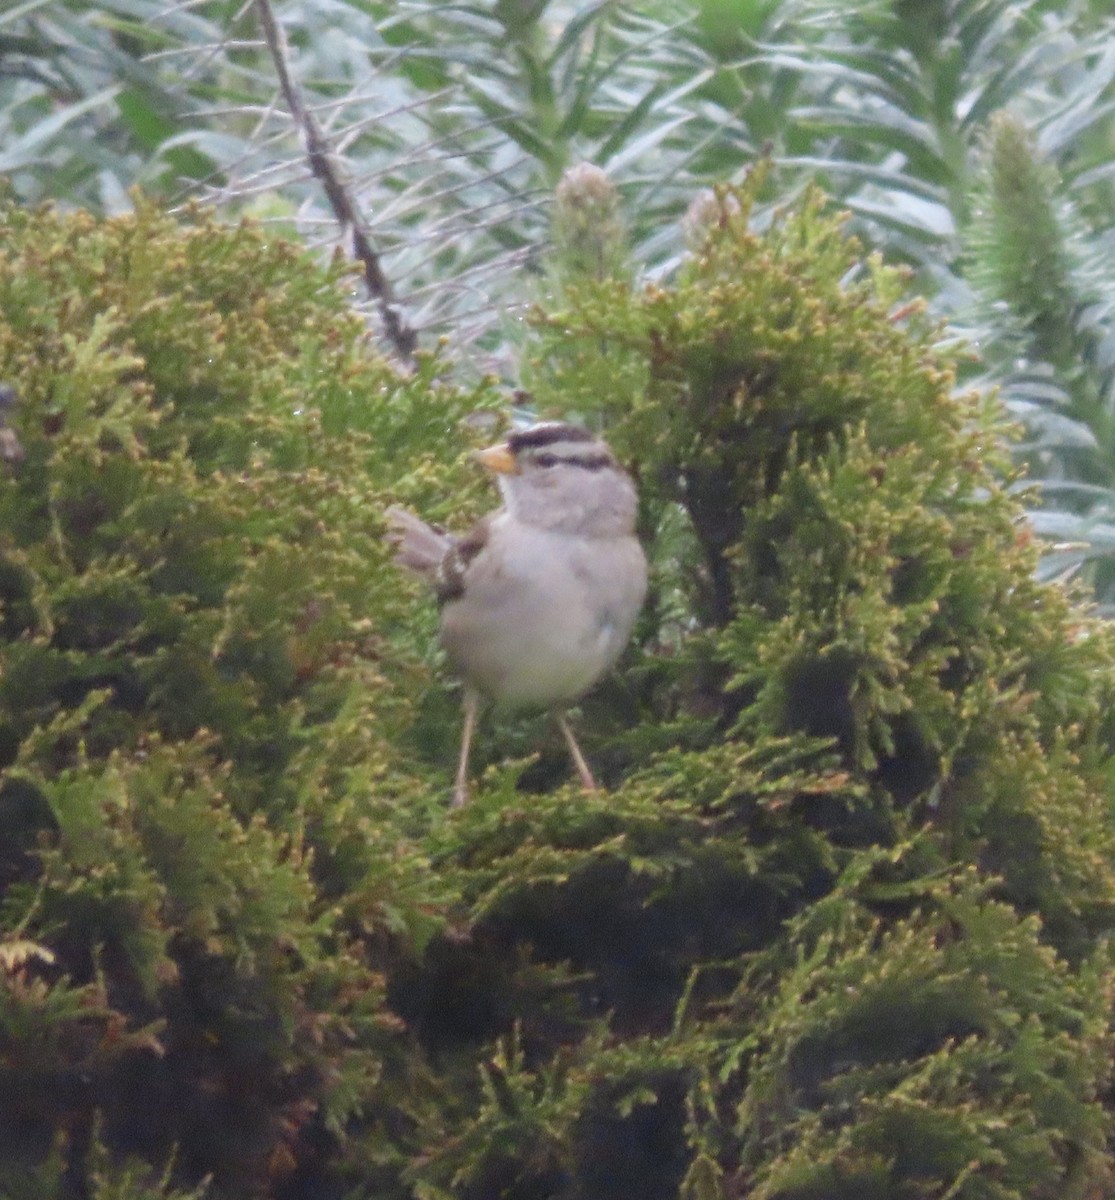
[1,180,1114,1200]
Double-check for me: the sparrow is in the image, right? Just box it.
[387,421,646,806]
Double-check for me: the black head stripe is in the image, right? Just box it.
[507,422,596,452]
[562,452,615,471]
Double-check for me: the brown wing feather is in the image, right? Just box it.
[434,516,490,605]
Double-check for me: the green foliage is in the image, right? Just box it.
[0,195,495,1198]
[3,177,1115,1199]
[964,112,1115,606]
[734,876,1112,1200]
[11,1,1115,595]
[0,0,220,211]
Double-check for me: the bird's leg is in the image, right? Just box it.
[555,712,597,792]
[452,688,480,807]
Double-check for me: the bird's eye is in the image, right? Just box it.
[535,452,559,468]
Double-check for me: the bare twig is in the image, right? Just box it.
[252,0,417,364]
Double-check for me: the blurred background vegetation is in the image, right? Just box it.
[5,0,1115,600]
[6,4,1115,1199]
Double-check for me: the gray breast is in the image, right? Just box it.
[439,520,646,709]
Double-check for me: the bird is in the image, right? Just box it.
[386,420,647,807]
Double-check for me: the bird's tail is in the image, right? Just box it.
[385,506,452,581]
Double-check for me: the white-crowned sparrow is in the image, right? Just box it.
[387,421,647,806]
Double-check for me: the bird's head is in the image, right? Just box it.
[475,421,637,537]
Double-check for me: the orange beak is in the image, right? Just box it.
[474,442,519,474]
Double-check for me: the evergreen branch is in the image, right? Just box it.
[252,0,417,364]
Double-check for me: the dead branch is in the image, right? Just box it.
[252,0,418,364]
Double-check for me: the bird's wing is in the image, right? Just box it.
[385,506,451,576]
[385,507,492,607]
[431,516,491,606]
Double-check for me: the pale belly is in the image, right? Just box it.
[439,525,646,710]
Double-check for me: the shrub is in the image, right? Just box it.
[0,196,491,1198]
[1,179,1113,1200]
